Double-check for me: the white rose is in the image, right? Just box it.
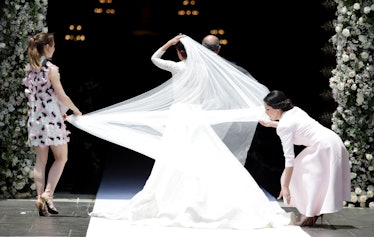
[349,53,356,60]
[361,51,369,60]
[15,181,25,190]
[358,61,364,69]
[363,6,371,14]
[341,6,347,14]
[337,82,345,90]
[5,169,12,178]
[356,93,364,105]
[23,166,30,173]
[351,193,358,203]
[367,190,374,198]
[350,172,357,179]
[342,54,350,62]
[348,71,356,78]
[359,194,368,203]
[342,28,350,37]
[30,183,36,191]
[37,13,45,21]
[331,124,337,131]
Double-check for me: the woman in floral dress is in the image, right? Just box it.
[23,32,82,216]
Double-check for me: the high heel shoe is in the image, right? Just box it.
[315,214,324,225]
[35,197,50,217]
[296,216,316,227]
[41,192,59,214]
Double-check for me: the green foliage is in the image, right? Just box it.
[329,0,374,208]
[0,0,48,198]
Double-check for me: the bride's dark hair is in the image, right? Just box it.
[263,90,294,111]
[175,41,187,59]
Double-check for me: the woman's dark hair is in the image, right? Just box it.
[175,41,187,59]
[263,90,294,111]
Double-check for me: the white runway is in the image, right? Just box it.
[85,149,310,237]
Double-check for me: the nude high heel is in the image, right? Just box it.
[35,196,50,217]
[41,192,59,214]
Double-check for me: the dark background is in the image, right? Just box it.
[45,0,336,197]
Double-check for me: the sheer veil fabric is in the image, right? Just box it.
[67,36,294,229]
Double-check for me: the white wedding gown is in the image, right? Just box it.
[67,36,294,229]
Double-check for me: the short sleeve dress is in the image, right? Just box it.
[23,59,70,147]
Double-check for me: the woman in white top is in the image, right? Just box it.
[259,90,351,227]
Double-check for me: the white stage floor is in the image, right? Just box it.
[85,148,310,237]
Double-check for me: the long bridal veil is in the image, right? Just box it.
[67,36,294,229]
[67,35,269,164]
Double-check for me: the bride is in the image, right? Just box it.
[67,34,295,229]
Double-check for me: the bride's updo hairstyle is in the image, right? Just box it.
[175,41,187,59]
[263,90,294,112]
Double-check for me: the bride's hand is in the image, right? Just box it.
[171,34,185,44]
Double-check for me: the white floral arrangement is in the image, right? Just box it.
[0,0,48,198]
[329,0,374,208]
